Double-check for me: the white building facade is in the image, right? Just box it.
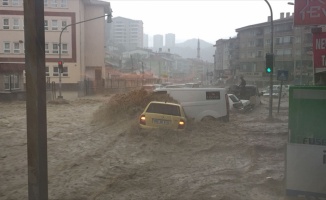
[153,34,163,52]
[106,16,143,51]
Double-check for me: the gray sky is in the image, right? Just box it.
[108,0,295,45]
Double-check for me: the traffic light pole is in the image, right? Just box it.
[58,13,112,99]
[264,0,274,120]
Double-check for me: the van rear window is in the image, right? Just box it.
[146,103,181,116]
[206,91,220,100]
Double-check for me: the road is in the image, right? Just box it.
[0,94,302,200]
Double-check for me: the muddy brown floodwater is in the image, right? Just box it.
[0,93,305,200]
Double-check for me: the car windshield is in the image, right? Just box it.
[229,94,240,102]
[146,103,181,116]
[5,1,325,200]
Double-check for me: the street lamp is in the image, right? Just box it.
[264,0,274,120]
[57,10,113,99]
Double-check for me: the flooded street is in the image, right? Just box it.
[0,93,296,200]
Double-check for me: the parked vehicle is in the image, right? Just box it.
[261,85,287,97]
[228,85,261,107]
[227,94,252,112]
[263,89,286,98]
[139,101,187,130]
[154,87,230,122]
[141,84,162,92]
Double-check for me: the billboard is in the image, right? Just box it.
[313,32,326,69]
[294,0,326,26]
[288,86,326,145]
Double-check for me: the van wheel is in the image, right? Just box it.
[201,116,215,122]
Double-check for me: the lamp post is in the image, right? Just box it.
[58,11,112,99]
[264,0,274,120]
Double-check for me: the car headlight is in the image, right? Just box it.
[139,115,146,125]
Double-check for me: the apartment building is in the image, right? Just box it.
[165,33,175,49]
[0,0,111,94]
[214,12,313,87]
[106,16,143,51]
[153,34,163,52]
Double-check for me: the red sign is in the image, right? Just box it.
[313,32,326,68]
[294,0,326,26]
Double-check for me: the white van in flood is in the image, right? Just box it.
[154,88,230,122]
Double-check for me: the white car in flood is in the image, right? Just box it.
[227,94,251,111]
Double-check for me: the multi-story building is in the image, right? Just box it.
[236,12,313,86]
[165,33,175,49]
[0,0,111,95]
[213,37,239,84]
[153,34,163,52]
[106,16,143,51]
[214,12,313,87]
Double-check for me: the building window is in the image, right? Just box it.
[275,37,282,45]
[276,49,284,55]
[283,36,292,43]
[62,43,68,54]
[51,0,57,7]
[62,67,68,76]
[44,20,48,30]
[13,18,20,29]
[45,43,49,53]
[295,36,301,43]
[60,0,67,7]
[44,0,48,6]
[12,0,20,6]
[53,66,59,76]
[52,43,59,54]
[3,42,10,53]
[284,49,292,55]
[3,18,9,29]
[4,74,20,90]
[45,66,49,76]
[61,20,67,30]
[2,0,9,6]
[51,20,58,30]
[265,39,271,46]
[13,42,20,53]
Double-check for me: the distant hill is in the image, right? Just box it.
[175,38,214,49]
[151,38,215,63]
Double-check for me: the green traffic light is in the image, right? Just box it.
[266,67,272,73]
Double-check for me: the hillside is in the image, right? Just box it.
[152,38,215,63]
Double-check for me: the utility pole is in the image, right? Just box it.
[264,0,274,120]
[24,0,48,199]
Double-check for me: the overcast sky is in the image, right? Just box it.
[108,0,295,45]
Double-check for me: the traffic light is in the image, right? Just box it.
[58,60,63,73]
[265,53,274,74]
